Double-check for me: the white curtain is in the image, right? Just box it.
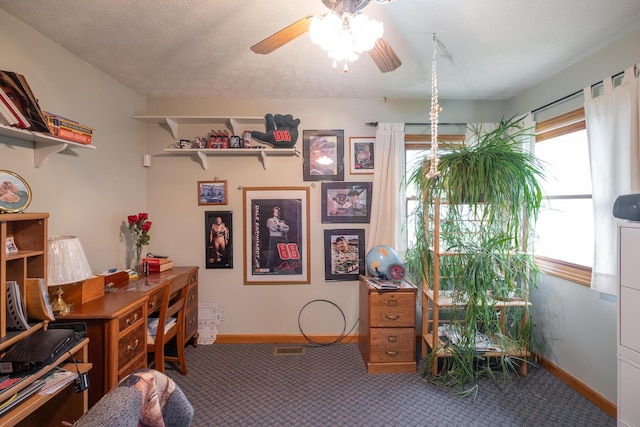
[367,123,405,252]
[584,65,640,295]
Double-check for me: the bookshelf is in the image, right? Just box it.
[421,198,532,376]
[0,212,92,425]
[0,124,96,168]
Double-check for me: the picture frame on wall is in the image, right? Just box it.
[324,229,365,281]
[349,137,375,174]
[243,187,310,284]
[321,182,372,223]
[302,130,344,181]
[0,170,31,214]
[205,211,233,269]
[198,180,228,205]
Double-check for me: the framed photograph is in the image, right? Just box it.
[198,180,228,205]
[5,236,18,254]
[321,182,372,223]
[302,130,344,181]
[324,229,365,281]
[0,170,31,214]
[205,211,233,269]
[243,187,310,284]
[349,137,375,174]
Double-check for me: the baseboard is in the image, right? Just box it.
[215,334,358,344]
[214,334,616,418]
[535,354,616,418]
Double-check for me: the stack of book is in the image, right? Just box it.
[141,257,174,273]
[0,70,51,133]
[0,70,95,145]
[43,111,93,145]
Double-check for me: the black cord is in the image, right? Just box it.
[67,350,88,393]
[67,350,80,376]
[297,299,359,347]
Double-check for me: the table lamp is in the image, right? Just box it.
[47,235,93,315]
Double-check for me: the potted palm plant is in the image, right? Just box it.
[405,115,545,397]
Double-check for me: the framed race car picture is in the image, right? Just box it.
[321,182,372,223]
[323,229,365,281]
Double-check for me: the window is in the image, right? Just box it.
[534,108,592,286]
[404,133,465,250]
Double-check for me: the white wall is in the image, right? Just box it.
[508,27,640,403]
[141,97,506,336]
[0,10,147,272]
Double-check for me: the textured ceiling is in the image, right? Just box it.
[1,0,640,100]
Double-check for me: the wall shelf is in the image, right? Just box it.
[134,115,299,170]
[0,124,96,168]
[132,115,266,139]
[163,147,299,170]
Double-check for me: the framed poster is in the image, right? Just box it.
[198,180,228,205]
[205,211,233,269]
[324,229,365,281]
[302,130,344,181]
[0,170,31,213]
[243,187,310,284]
[321,182,372,223]
[349,137,375,174]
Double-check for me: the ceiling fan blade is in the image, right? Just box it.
[250,15,314,54]
[368,38,402,73]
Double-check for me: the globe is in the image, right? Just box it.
[366,245,401,279]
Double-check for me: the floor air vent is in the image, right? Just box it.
[273,346,305,356]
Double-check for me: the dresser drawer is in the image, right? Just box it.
[146,288,164,314]
[369,292,415,327]
[118,304,145,333]
[119,353,147,382]
[185,305,198,341]
[186,284,198,311]
[117,321,146,371]
[369,328,415,363]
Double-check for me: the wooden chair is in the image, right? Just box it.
[146,282,188,375]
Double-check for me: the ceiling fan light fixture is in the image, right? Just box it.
[309,11,383,68]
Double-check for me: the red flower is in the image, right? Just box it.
[128,213,152,265]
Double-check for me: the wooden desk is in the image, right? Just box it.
[57,266,198,407]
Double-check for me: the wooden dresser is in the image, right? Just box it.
[358,276,417,373]
[58,266,198,406]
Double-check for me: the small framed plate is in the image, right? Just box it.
[0,170,31,213]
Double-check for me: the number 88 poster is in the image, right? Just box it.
[243,187,310,284]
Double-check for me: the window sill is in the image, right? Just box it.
[535,256,591,287]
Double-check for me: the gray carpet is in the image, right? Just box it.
[165,343,614,427]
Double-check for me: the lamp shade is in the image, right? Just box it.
[47,235,93,286]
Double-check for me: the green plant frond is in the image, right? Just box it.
[407,114,544,397]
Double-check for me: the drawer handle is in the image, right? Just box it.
[126,313,139,325]
[189,295,195,302]
[189,319,195,325]
[148,302,155,309]
[127,339,140,352]
[385,350,399,357]
[385,314,400,320]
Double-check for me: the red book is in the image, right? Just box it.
[51,126,92,144]
[0,87,30,129]
[148,261,174,273]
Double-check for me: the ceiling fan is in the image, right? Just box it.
[250,0,401,73]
